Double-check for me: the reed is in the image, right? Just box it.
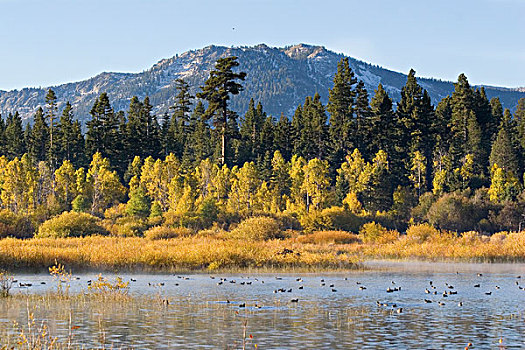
[0,236,359,272]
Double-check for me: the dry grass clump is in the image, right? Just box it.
[36,211,108,238]
[405,223,440,243]
[359,222,399,244]
[196,225,228,238]
[297,230,359,244]
[227,216,283,241]
[144,226,192,240]
[490,231,507,243]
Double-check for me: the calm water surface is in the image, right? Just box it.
[1,261,525,349]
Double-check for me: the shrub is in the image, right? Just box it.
[406,223,440,243]
[37,211,108,238]
[72,195,90,213]
[490,231,507,243]
[359,222,399,244]
[144,226,192,240]
[104,204,127,221]
[300,207,364,232]
[126,189,151,218]
[297,230,359,244]
[197,198,219,228]
[0,210,34,239]
[426,193,485,232]
[461,231,482,244]
[105,217,148,237]
[149,201,163,218]
[227,216,282,241]
[196,225,228,238]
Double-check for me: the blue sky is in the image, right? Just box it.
[0,0,523,90]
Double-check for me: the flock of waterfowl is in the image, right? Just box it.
[6,270,524,348]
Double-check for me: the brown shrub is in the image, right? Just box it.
[297,230,359,244]
[227,216,282,241]
[359,222,399,244]
[406,223,440,243]
[36,211,107,238]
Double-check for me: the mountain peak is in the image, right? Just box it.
[283,44,327,60]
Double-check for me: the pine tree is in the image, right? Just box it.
[327,58,357,168]
[57,102,85,167]
[0,116,5,156]
[196,56,246,165]
[489,109,519,176]
[28,107,49,162]
[396,69,434,188]
[85,93,123,173]
[274,113,292,161]
[353,81,371,157]
[449,74,484,178]
[4,112,25,158]
[369,84,402,186]
[45,89,58,168]
[515,98,525,149]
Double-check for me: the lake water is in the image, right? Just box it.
[1,261,525,349]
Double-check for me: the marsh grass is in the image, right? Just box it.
[1,227,525,274]
[357,229,525,262]
[0,236,359,272]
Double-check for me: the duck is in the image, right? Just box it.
[485,291,492,295]
[291,298,299,303]
[473,284,480,288]
[424,299,432,303]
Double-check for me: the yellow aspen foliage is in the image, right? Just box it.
[55,160,78,207]
[409,151,426,197]
[302,158,330,212]
[287,155,307,213]
[87,152,126,215]
[227,162,260,214]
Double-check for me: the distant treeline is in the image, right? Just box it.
[0,56,525,234]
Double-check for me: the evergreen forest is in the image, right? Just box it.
[1,56,525,238]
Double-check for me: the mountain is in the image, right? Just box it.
[0,43,524,124]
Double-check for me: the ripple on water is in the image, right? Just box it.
[1,263,524,348]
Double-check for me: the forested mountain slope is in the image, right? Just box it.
[1,44,523,123]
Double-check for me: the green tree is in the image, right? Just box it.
[327,58,357,167]
[126,188,151,218]
[489,109,519,176]
[196,56,246,165]
[57,102,85,167]
[4,112,26,158]
[45,89,58,168]
[28,107,49,162]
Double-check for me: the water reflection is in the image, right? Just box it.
[1,262,524,349]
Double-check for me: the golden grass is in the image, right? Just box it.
[2,229,525,273]
[356,230,525,262]
[0,236,359,272]
[296,230,359,244]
